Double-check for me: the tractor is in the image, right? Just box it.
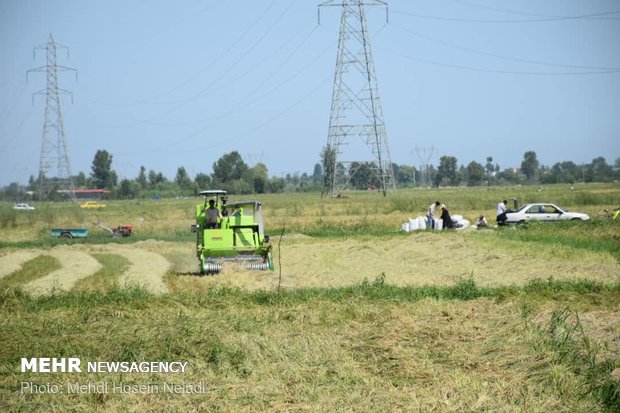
[192,190,274,275]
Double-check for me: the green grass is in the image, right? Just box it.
[528,308,620,411]
[0,255,60,289]
[2,182,618,243]
[492,220,620,262]
[1,277,616,311]
[1,279,619,412]
[72,254,131,292]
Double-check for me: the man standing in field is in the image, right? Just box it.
[427,201,441,229]
[496,200,508,226]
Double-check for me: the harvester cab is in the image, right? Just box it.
[192,190,274,275]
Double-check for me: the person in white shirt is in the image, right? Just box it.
[427,201,441,229]
[205,199,222,229]
[476,215,488,228]
[496,200,508,226]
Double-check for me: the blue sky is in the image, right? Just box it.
[1,0,619,186]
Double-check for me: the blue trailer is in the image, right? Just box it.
[51,228,89,239]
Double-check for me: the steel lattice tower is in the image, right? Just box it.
[320,0,395,197]
[28,34,77,201]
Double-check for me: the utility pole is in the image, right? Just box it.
[319,0,395,197]
[27,34,77,201]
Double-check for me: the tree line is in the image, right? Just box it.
[1,149,618,201]
[430,152,619,188]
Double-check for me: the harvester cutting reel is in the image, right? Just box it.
[200,256,271,275]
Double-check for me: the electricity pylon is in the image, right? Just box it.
[415,145,436,187]
[319,0,395,197]
[27,34,77,201]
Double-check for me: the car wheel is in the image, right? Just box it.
[60,233,73,239]
[516,220,526,226]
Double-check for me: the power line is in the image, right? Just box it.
[94,0,298,128]
[233,24,320,109]
[391,8,620,24]
[0,110,35,154]
[375,46,620,76]
[390,22,620,71]
[117,74,332,156]
[79,18,322,130]
[0,82,27,125]
[90,0,280,106]
[448,0,620,20]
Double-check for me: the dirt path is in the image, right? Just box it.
[24,246,103,296]
[0,250,39,279]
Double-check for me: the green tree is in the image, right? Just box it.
[435,156,459,187]
[397,165,416,186]
[520,151,539,182]
[497,167,522,184]
[148,170,166,189]
[137,166,148,189]
[349,162,378,190]
[73,172,87,188]
[312,163,323,184]
[543,161,580,184]
[194,173,211,192]
[118,179,140,199]
[268,176,285,193]
[90,149,117,189]
[4,182,22,201]
[466,161,485,186]
[175,166,193,191]
[320,145,337,197]
[249,163,269,193]
[212,151,248,185]
[27,175,37,192]
[485,156,494,174]
[589,157,613,182]
[227,179,253,194]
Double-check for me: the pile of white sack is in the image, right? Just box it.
[400,215,470,232]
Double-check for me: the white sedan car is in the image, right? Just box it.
[505,203,589,224]
[13,203,35,211]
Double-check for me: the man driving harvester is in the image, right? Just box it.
[193,189,274,275]
[205,199,223,229]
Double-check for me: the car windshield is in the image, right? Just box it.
[515,205,529,212]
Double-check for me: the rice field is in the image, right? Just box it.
[0,183,618,411]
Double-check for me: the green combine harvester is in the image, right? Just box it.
[192,190,274,275]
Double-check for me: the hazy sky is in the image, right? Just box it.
[1,0,619,186]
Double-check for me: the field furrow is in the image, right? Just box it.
[96,245,171,293]
[0,250,38,279]
[24,247,103,296]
